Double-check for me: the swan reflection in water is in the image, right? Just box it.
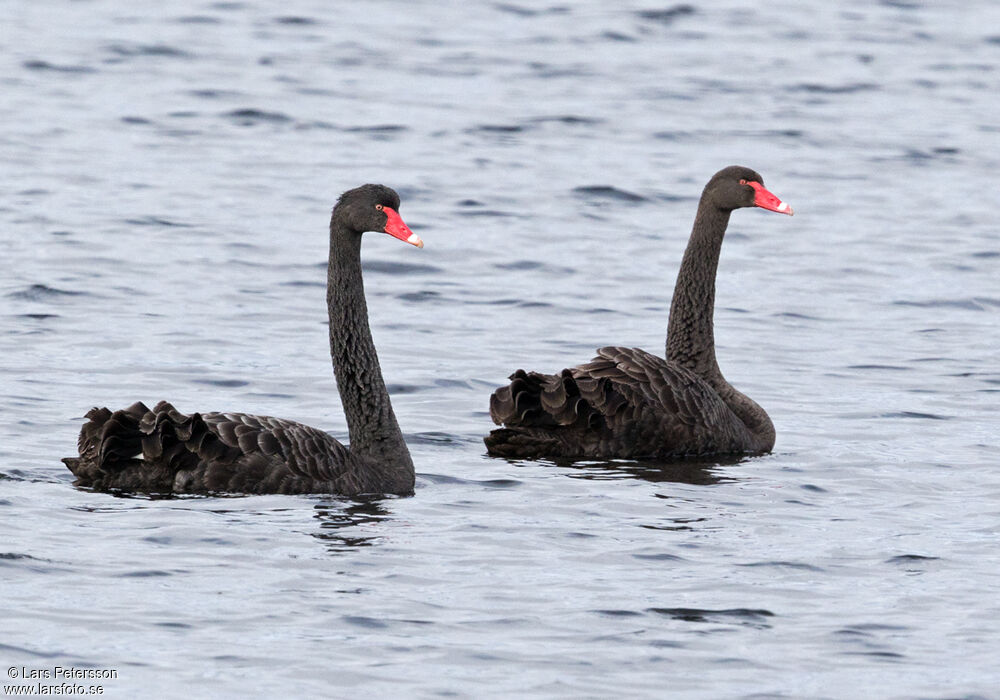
[311,497,394,552]
[525,453,751,486]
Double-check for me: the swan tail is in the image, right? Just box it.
[489,369,605,430]
[486,368,610,458]
[63,401,240,492]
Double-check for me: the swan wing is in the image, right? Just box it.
[487,346,740,458]
[65,400,359,494]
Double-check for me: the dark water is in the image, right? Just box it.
[3,1,1000,698]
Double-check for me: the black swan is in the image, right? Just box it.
[485,166,793,461]
[63,184,423,496]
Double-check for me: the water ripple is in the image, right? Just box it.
[648,608,775,625]
[223,109,294,125]
[6,284,86,301]
[22,60,95,74]
[635,5,697,25]
[572,185,648,203]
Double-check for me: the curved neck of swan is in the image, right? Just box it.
[327,222,413,471]
[666,203,728,379]
[665,202,775,451]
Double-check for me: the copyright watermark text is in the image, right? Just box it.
[5,667,117,696]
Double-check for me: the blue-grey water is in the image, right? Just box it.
[2,1,1000,698]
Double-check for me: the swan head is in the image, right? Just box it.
[333,184,424,248]
[706,166,793,216]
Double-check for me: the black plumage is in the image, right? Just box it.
[63,184,422,496]
[485,166,794,461]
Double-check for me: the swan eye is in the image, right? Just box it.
[375,204,384,211]
[739,179,748,185]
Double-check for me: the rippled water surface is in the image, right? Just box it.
[3,1,1000,698]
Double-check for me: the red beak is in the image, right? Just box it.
[744,181,793,216]
[383,207,424,248]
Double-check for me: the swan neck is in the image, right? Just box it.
[664,198,774,451]
[665,202,729,380]
[327,221,412,471]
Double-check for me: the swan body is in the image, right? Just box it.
[485,166,793,461]
[64,184,422,496]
